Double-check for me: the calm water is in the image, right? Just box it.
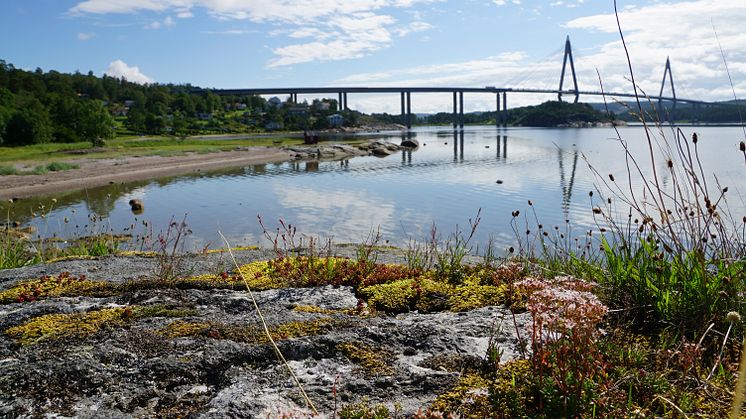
[12,125,746,252]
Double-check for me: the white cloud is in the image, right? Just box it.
[70,0,436,66]
[145,15,175,29]
[204,29,255,35]
[565,0,746,100]
[76,32,95,41]
[335,0,746,113]
[104,59,154,84]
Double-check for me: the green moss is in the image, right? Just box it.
[359,279,417,313]
[337,341,393,376]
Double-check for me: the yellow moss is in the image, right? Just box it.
[270,318,331,341]
[6,307,128,346]
[236,260,287,290]
[448,284,507,312]
[415,279,455,313]
[337,341,393,375]
[203,245,259,254]
[179,261,286,291]
[292,304,338,314]
[0,274,117,304]
[45,255,100,264]
[158,318,333,344]
[116,250,157,257]
[159,320,211,338]
[182,273,241,288]
[430,374,492,414]
[6,304,192,345]
[359,279,417,313]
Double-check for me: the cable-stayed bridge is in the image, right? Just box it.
[212,37,733,129]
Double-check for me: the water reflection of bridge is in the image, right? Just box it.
[424,129,578,218]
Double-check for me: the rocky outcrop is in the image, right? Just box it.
[0,249,531,417]
[284,140,405,161]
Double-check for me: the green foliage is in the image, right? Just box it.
[3,106,53,146]
[0,233,39,269]
[511,101,612,127]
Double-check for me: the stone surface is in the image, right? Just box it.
[0,249,530,417]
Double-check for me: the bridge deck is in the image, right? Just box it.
[212,87,713,106]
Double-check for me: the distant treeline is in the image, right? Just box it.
[0,60,355,147]
[371,101,614,127]
[373,99,744,127]
[592,101,746,124]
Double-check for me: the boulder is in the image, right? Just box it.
[400,138,419,148]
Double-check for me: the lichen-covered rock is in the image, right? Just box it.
[0,249,531,417]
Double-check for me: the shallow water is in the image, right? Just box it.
[12,125,746,252]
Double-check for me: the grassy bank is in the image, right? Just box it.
[0,134,305,164]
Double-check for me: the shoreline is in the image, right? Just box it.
[0,139,406,201]
[0,147,298,200]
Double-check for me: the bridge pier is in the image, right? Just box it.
[406,91,412,129]
[502,92,508,127]
[459,91,464,129]
[453,92,458,129]
[343,92,348,111]
[401,92,406,126]
[338,93,343,111]
[496,93,501,128]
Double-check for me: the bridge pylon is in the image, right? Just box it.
[657,57,676,122]
[558,36,579,103]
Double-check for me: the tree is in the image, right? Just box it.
[3,107,53,146]
[0,87,13,143]
[77,100,115,146]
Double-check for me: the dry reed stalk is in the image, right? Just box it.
[218,231,318,415]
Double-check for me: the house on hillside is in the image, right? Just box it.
[268,97,283,109]
[327,114,343,127]
[265,121,284,130]
[288,105,309,116]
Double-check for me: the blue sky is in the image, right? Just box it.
[1,0,744,113]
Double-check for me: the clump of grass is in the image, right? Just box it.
[0,165,18,175]
[45,161,79,171]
